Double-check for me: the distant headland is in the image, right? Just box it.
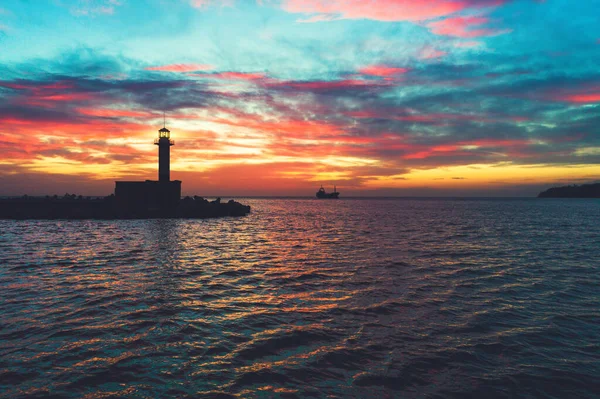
[538,183,600,198]
[0,124,250,220]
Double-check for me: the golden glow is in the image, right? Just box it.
[3,114,599,195]
[367,163,600,188]
[24,156,147,179]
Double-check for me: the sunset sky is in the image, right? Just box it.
[1,0,599,196]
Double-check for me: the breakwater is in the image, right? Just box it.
[0,195,250,219]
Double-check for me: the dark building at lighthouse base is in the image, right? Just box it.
[115,180,181,217]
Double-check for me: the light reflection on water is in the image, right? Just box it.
[0,198,599,398]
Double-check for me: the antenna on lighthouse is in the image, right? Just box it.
[163,110,166,129]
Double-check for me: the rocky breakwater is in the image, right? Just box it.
[0,194,250,219]
[177,196,251,218]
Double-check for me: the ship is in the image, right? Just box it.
[316,185,340,199]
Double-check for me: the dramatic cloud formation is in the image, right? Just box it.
[0,0,599,196]
[279,0,508,23]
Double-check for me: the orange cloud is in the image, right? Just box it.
[76,108,155,118]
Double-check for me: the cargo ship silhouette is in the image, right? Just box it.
[316,185,339,199]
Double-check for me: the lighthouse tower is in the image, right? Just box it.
[114,119,181,216]
[155,124,174,182]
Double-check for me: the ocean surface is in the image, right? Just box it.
[0,198,599,398]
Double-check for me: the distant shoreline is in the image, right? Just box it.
[538,183,600,198]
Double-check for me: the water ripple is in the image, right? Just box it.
[1,199,599,398]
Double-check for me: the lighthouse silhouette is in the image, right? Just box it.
[155,124,174,182]
[114,119,182,216]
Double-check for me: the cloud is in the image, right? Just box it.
[483,76,600,104]
[192,71,267,80]
[2,46,600,196]
[297,14,340,23]
[562,94,600,103]
[279,0,509,23]
[190,0,234,9]
[70,0,124,16]
[359,65,410,78]
[145,64,213,72]
[549,86,600,104]
[419,46,448,59]
[264,78,392,94]
[76,107,155,118]
[427,16,511,38]
[454,40,482,48]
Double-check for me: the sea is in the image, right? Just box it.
[0,198,598,398]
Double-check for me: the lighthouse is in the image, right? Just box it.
[155,125,174,182]
[114,121,181,216]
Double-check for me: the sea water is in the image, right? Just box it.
[1,198,598,398]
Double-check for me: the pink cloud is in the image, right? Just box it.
[402,138,531,160]
[145,64,213,72]
[210,71,266,80]
[560,93,600,104]
[419,46,448,59]
[280,0,508,22]
[35,93,94,102]
[0,80,98,107]
[359,65,410,77]
[191,0,210,6]
[190,71,266,80]
[0,81,75,91]
[427,16,511,38]
[541,84,600,104]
